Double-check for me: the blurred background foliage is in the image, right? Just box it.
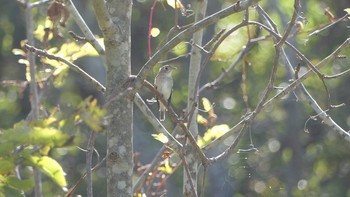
[0,0,350,196]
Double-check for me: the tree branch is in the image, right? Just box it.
[64,0,106,59]
[24,44,106,93]
[136,0,261,82]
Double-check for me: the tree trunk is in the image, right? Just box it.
[92,0,133,196]
[184,0,207,196]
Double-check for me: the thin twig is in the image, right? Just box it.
[86,130,96,197]
[24,44,106,93]
[65,156,106,197]
[141,78,209,165]
[137,0,261,81]
[257,5,350,137]
[65,0,106,57]
[307,14,350,38]
[199,165,208,197]
[180,146,198,197]
[148,0,158,58]
[29,0,50,8]
[133,146,167,192]
[204,38,350,154]
[199,41,252,93]
[275,0,300,47]
[323,68,350,79]
[134,93,182,148]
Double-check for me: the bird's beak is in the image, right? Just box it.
[170,66,177,70]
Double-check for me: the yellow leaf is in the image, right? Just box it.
[18,59,29,66]
[344,8,350,14]
[152,133,169,144]
[158,158,173,174]
[202,97,212,112]
[12,48,26,56]
[345,8,350,19]
[150,27,160,37]
[199,124,230,147]
[197,114,208,125]
[24,155,67,187]
[171,42,187,56]
[166,0,186,12]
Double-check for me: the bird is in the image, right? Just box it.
[154,65,176,121]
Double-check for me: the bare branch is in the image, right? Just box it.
[65,157,106,197]
[308,13,350,38]
[275,0,300,47]
[134,93,182,148]
[137,0,261,80]
[199,42,252,93]
[24,44,106,93]
[133,146,167,192]
[30,0,50,8]
[86,130,96,197]
[257,5,350,137]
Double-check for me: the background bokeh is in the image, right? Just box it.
[1,0,350,196]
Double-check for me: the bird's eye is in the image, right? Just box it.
[165,67,168,70]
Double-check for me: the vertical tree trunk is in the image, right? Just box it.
[25,0,42,196]
[184,0,207,196]
[92,0,133,196]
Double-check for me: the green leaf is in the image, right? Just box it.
[0,159,14,174]
[23,155,67,187]
[0,142,15,156]
[171,42,187,56]
[0,175,34,192]
[78,97,106,132]
[2,121,72,148]
[0,184,23,197]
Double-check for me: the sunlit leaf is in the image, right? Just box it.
[150,27,160,37]
[202,97,212,112]
[166,0,186,14]
[78,97,106,132]
[32,117,57,127]
[40,146,51,156]
[198,124,230,147]
[34,25,51,42]
[345,8,350,19]
[23,155,67,187]
[2,121,72,147]
[197,114,208,126]
[158,158,173,174]
[18,59,29,66]
[171,42,187,56]
[12,48,26,57]
[152,133,169,144]
[81,38,104,56]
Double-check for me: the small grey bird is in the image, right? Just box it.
[154,65,176,121]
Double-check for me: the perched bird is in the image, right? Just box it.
[154,65,176,121]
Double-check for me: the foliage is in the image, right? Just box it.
[0,0,349,196]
